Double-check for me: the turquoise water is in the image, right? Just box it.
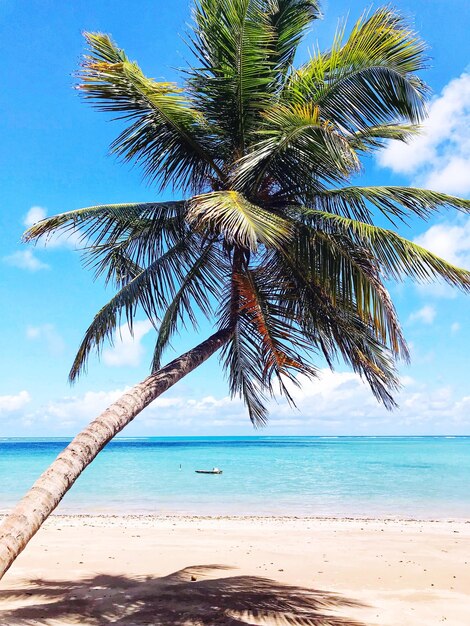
[1,437,469,518]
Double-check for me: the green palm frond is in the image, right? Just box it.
[218,256,319,425]
[24,201,189,276]
[189,0,276,152]
[78,33,224,192]
[151,244,226,370]
[265,0,322,71]
[91,247,144,289]
[298,209,470,288]
[232,101,360,194]
[23,202,164,241]
[348,123,421,152]
[268,250,401,407]
[188,190,292,250]
[80,216,191,283]
[236,268,317,393]
[221,317,270,426]
[281,223,409,359]
[284,7,428,132]
[219,309,269,424]
[68,237,202,381]
[217,263,271,425]
[311,187,470,224]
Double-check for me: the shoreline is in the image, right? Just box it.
[2,511,470,523]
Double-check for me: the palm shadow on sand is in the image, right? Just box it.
[0,565,368,625]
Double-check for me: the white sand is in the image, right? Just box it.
[1,515,469,625]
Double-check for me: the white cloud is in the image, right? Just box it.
[0,391,31,414]
[39,389,235,430]
[20,369,470,434]
[24,206,47,227]
[451,322,461,333]
[378,72,470,194]
[411,217,470,298]
[26,324,65,355]
[424,157,470,196]
[3,249,49,271]
[408,305,436,325]
[259,371,470,432]
[414,219,470,269]
[43,389,126,428]
[103,320,154,367]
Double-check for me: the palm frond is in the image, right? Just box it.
[23,201,187,262]
[68,237,200,381]
[264,0,322,71]
[236,268,317,395]
[221,318,270,426]
[78,33,224,192]
[218,257,319,425]
[151,244,226,370]
[231,101,360,194]
[297,208,470,289]
[268,250,401,408]
[188,190,292,250]
[284,7,428,132]
[189,0,276,152]
[280,222,409,360]
[218,276,269,426]
[348,123,421,152]
[92,247,144,289]
[311,186,470,224]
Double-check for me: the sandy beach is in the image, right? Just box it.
[0,515,469,625]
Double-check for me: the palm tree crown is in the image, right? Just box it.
[26,0,470,425]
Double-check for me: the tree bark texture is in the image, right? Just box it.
[0,327,232,581]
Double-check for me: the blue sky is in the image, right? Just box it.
[0,0,469,436]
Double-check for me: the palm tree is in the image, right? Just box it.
[1,0,469,580]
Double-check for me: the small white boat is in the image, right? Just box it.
[195,467,223,474]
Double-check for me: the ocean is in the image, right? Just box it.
[1,436,469,518]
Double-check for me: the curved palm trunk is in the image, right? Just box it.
[0,327,232,581]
